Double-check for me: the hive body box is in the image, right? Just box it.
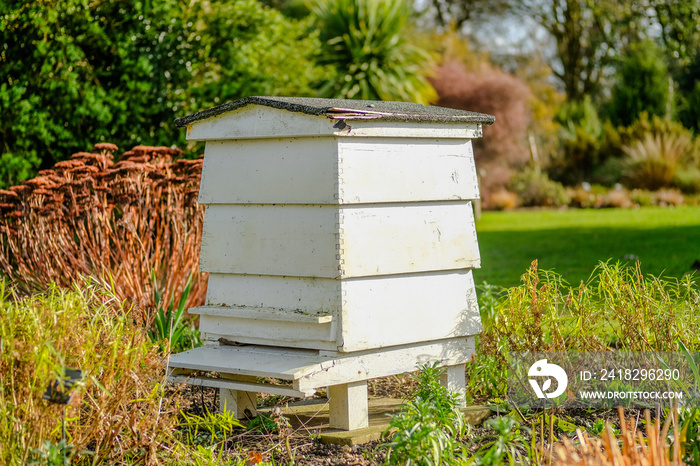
[168,97,495,431]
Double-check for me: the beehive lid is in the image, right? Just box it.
[174,96,495,127]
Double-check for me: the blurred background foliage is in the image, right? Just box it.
[0,0,329,187]
[1,0,700,207]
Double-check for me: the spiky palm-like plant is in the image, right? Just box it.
[312,0,436,104]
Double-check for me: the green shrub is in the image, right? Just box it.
[0,0,328,187]
[549,126,601,186]
[629,189,655,207]
[469,417,531,465]
[548,96,604,186]
[677,56,700,134]
[556,96,604,140]
[679,80,700,135]
[508,168,570,207]
[597,113,700,189]
[673,167,700,194]
[606,40,671,127]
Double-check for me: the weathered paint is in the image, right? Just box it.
[198,137,339,205]
[198,137,479,206]
[199,202,480,279]
[338,202,480,277]
[197,314,338,350]
[196,270,480,352]
[337,137,479,203]
[167,336,476,393]
[205,273,341,315]
[338,270,481,352]
[185,104,483,141]
[186,105,338,140]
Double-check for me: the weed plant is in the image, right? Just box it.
[179,410,245,447]
[0,144,207,324]
[149,272,202,353]
[0,278,178,465]
[469,416,532,465]
[382,363,467,465]
[472,260,700,398]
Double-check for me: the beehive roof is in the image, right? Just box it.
[174,96,495,127]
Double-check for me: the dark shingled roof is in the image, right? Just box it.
[174,96,495,127]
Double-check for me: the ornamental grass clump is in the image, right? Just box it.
[0,278,178,465]
[0,143,206,324]
[623,132,692,190]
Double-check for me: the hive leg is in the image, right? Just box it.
[440,363,467,408]
[219,375,259,419]
[328,381,369,430]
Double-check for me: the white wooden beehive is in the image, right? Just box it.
[168,96,495,430]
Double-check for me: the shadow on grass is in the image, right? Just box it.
[474,224,700,288]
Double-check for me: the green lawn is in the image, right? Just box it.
[472,206,700,288]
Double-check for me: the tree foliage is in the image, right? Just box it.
[514,0,650,102]
[420,0,512,30]
[651,0,700,72]
[607,40,670,127]
[311,0,436,103]
[0,0,328,188]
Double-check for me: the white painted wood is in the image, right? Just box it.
[338,202,480,277]
[198,138,339,205]
[200,202,479,278]
[186,105,338,140]
[220,388,237,415]
[220,387,258,419]
[168,345,326,380]
[200,271,479,352]
[440,364,467,408]
[197,137,479,206]
[205,274,341,315]
[297,337,476,393]
[196,270,479,352]
[167,374,310,397]
[190,305,333,324]
[198,315,337,350]
[328,381,369,430]
[167,338,476,393]
[338,270,481,352]
[337,138,479,203]
[185,105,483,141]
[199,204,339,278]
[336,120,483,139]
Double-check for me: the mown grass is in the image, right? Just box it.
[474,206,700,288]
